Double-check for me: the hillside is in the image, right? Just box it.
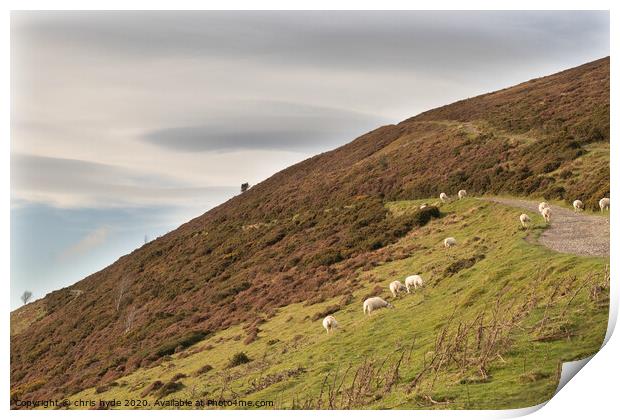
[69,198,609,409]
[10,57,609,408]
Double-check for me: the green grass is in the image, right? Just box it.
[70,198,609,410]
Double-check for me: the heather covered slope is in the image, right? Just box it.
[10,57,609,404]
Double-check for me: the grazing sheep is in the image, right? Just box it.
[542,207,551,223]
[519,213,531,228]
[538,202,550,214]
[458,189,467,199]
[363,297,393,315]
[599,197,610,211]
[389,280,406,297]
[419,203,428,209]
[440,192,449,203]
[444,237,457,248]
[405,275,424,293]
[322,315,338,334]
[573,200,584,212]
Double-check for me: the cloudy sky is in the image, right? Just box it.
[10,11,609,309]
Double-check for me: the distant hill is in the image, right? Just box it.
[11,57,609,405]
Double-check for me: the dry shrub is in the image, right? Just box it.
[95,385,110,394]
[228,352,251,368]
[140,380,163,398]
[246,367,306,394]
[362,285,384,302]
[311,305,341,322]
[243,326,259,345]
[290,345,413,409]
[195,364,214,376]
[170,373,187,382]
[339,293,354,306]
[156,381,184,398]
[519,370,550,383]
[443,254,486,277]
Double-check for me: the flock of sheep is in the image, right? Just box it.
[520,197,610,228]
[323,271,429,332]
[322,190,611,334]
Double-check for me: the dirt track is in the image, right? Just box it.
[484,197,609,258]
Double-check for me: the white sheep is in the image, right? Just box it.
[405,275,424,293]
[363,297,393,315]
[573,200,584,212]
[439,192,449,203]
[389,280,406,297]
[542,207,551,223]
[458,189,467,199]
[519,213,531,228]
[599,197,610,211]
[444,237,457,248]
[322,315,338,334]
[538,202,550,214]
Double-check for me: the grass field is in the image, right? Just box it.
[68,198,609,410]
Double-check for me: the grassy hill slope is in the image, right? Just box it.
[11,57,609,405]
[69,198,609,409]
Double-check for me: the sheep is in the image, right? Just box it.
[322,315,338,334]
[405,275,424,293]
[519,213,531,228]
[458,189,467,199]
[542,207,551,223]
[389,280,406,297]
[439,192,449,203]
[363,297,393,315]
[419,203,428,209]
[538,202,550,214]
[599,197,610,211]
[573,200,584,212]
[444,237,457,248]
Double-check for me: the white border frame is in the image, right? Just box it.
[2,2,616,419]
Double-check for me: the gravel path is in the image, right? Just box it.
[483,197,609,258]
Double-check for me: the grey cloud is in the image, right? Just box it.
[146,126,342,153]
[11,11,609,76]
[12,154,179,188]
[143,101,386,152]
[11,154,238,208]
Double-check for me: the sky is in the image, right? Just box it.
[10,11,609,309]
